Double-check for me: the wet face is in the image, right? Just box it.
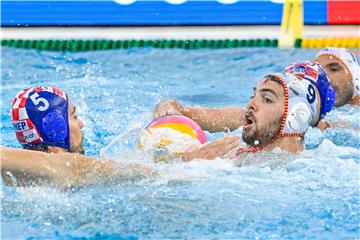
[315,55,354,106]
[68,101,85,154]
[242,78,284,147]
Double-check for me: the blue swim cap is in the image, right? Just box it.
[11,86,70,151]
[284,61,336,125]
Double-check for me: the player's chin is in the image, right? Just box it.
[242,129,256,145]
[77,145,85,155]
[71,141,85,155]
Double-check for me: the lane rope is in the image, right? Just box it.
[1,38,358,51]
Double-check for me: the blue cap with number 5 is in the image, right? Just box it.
[284,61,336,125]
[11,86,70,151]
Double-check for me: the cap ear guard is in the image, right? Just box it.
[42,110,68,142]
[284,97,312,134]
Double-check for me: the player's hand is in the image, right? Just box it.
[152,99,184,119]
[182,136,240,161]
[317,119,332,131]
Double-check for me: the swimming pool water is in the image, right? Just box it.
[1,47,359,239]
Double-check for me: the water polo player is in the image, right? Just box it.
[10,86,85,154]
[315,47,359,107]
[153,60,336,133]
[181,72,335,161]
[2,86,156,187]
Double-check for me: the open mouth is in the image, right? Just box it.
[244,112,255,128]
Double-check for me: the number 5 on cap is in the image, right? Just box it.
[30,92,49,111]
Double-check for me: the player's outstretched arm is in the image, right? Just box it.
[1,146,157,188]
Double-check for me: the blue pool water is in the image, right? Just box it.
[1,47,359,239]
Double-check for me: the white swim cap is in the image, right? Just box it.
[271,72,319,137]
[315,47,360,97]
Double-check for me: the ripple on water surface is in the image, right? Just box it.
[1,47,359,239]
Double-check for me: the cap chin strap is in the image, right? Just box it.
[235,132,304,157]
[236,145,263,156]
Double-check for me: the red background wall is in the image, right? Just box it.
[328,0,360,24]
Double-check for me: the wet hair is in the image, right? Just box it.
[263,75,283,86]
[24,144,49,153]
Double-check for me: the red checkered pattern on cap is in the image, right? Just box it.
[286,62,319,84]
